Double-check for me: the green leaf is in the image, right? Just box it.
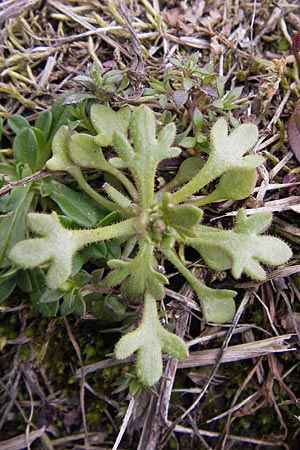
[0,273,16,302]
[9,212,80,289]
[0,185,34,267]
[193,282,236,323]
[161,193,202,237]
[68,133,109,169]
[32,127,51,169]
[29,269,60,317]
[172,157,204,185]
[104,241,167,300]
[9,211,136,289]
[171,118,262,204]
[158,157,204,196]
[91,104,131,146]
[8,115,30,134]
[179,136,197,149]
[49,181,107,227]
[48,94,74,139]
[90,295,126,321]
[115,292,188,386]
[47,126,118,211]
[80,241,107,260]
[195,168,258,206]
[60,291,75,316]
[112,105,181,208]
[62,92,98,105]
[46,125,76,172]
[164,248,236,323]
[39,288,64,304]
[188,210,292,280]
[13,127,38,172]
[68,132,138,201]
[74,293,86,315]
[34,110,53,140]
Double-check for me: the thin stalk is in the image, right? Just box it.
[107,165,138,202]
[170,161,221,205]
[75,217,136,248]
[163,248,210,298]
[70,168,118,212]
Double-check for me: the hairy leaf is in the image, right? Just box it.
[195,168,257,206]
[9,212,79,289]
[164,248,236,323]
[68,133,109,169]
[112,105,181,208]
[46,125,77,173]
[171,117,262,204]
[161,193,202,237]
[104,241,167,300]
[115,292,188,386]
[9,212,136,289]
[188,210,292,280]
[91,104,131,146]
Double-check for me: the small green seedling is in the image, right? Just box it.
[9,104,292,385]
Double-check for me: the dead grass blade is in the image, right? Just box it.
[0,426,46,450]
[178,334,295,369]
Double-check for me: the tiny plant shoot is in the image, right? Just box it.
[9,104,292,386]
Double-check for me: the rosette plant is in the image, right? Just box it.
[9,104,292,386]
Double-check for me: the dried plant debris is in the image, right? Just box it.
[1,1,300,450]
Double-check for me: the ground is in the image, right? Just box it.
[1,0,300,449]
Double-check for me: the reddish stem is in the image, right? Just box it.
[292,31,300,72]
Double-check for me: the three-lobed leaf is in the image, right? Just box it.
[115,292,188,386]
[171,117,262,204]
[188,210,292,280]
[91,104,131,146]
[111,105,181,208]
[104,241,167,301]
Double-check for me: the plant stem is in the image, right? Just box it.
[163,248,210,298]
[75,217,136,247]
[71,168,118,211]
[170,161,220,204]
[107,165,138,202]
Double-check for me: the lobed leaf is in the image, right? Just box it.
[104,241,167,300]
[171,118,262,204]
[91,104,131,146]
[164,248,236,323]
[113,105,181,208]
[115,292,188,386]
[195,168,257,206]
[9,212,136,290]
[9,212,79,289]
[188,210,292,280]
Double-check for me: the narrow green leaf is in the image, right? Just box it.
[32,127,50,169]
[29,269,60,317]
[0,185,34,267]
[13,128,38,172]
[49,182,107,227]
[39,289,64,304]
[34,110,53,140]
[0,275,16,302]
[8,114,30,134]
